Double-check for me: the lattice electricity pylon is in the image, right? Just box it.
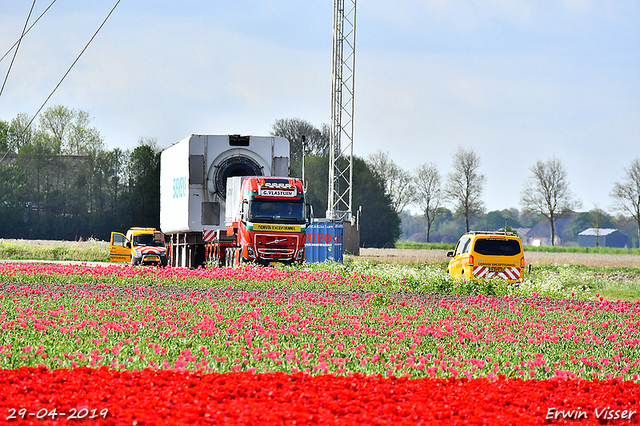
[327,0,356,222]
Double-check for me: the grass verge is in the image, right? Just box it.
[0,239,109,262]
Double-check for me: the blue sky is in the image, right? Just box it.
[1,0,638,214]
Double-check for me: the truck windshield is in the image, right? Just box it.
[133,234,164,247]
[248,201,305,223]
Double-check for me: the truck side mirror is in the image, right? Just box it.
[446,251,454,257]
[305,204,314,224]
[241,200,248,222]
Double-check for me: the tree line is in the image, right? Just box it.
[0,111,400,247]
[4,109,637,249]
[0,106,161,241]
[366,147,640,248]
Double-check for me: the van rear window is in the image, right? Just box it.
[473,239,521,256]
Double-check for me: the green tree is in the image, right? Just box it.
[100,147,130,234]
[0,120,8,154]
[565,211,613,243]
[0,159,25,237]
[67,110,104,155]
[125,138,161,228]
[0,107,157,241]
[437,215,466,241]
[304,155,400,248]
[39,105,74,154]
[398,211,426,241]
[432,207,453,233]
[353,156,401,247]
[7,113,33,154]
[38,106,104,155]
[472,210,522,232]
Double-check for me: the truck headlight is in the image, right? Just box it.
[247,245,256,258]
[296,247,304,261]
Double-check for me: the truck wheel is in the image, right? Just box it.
[211,247,222,267]
[225,248,232,268]
[227,248,237,268]
[233,248,240,268]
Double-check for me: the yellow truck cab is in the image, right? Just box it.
[110,227,168,266]
[447,231,524,283]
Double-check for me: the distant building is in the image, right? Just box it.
[513,228,531,245]
[526,221,564,246]
[578,228,629,248]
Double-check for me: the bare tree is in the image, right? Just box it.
[520,157,581,246]
[611,157,640,246]
[445,147,485,232]
[270,118,329,170]
[414,162,442,242]
[366,150,414,214]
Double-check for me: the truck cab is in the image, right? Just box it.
[110,227,168,266]
[222,176,310,267]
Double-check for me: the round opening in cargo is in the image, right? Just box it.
[214,156,263,199]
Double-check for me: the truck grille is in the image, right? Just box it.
[255,234,298,260]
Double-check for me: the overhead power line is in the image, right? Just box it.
[0,0,122,164]
[24,0,122,132]
[0,0,59,64]
[0,0,38,97]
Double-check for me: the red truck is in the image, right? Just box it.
[207,176,311,267]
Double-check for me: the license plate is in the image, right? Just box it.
[490,267,505,272]
[269,262,283,267]
[146,256,159,262]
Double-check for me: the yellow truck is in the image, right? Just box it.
[110,227,168,266]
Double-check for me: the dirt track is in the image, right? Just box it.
[358,248,640,268]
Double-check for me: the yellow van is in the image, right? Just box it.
[446,231,524,283]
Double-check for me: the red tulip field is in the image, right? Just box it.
[0,262,639,425]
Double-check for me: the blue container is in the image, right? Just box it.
[305,220,343,263]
